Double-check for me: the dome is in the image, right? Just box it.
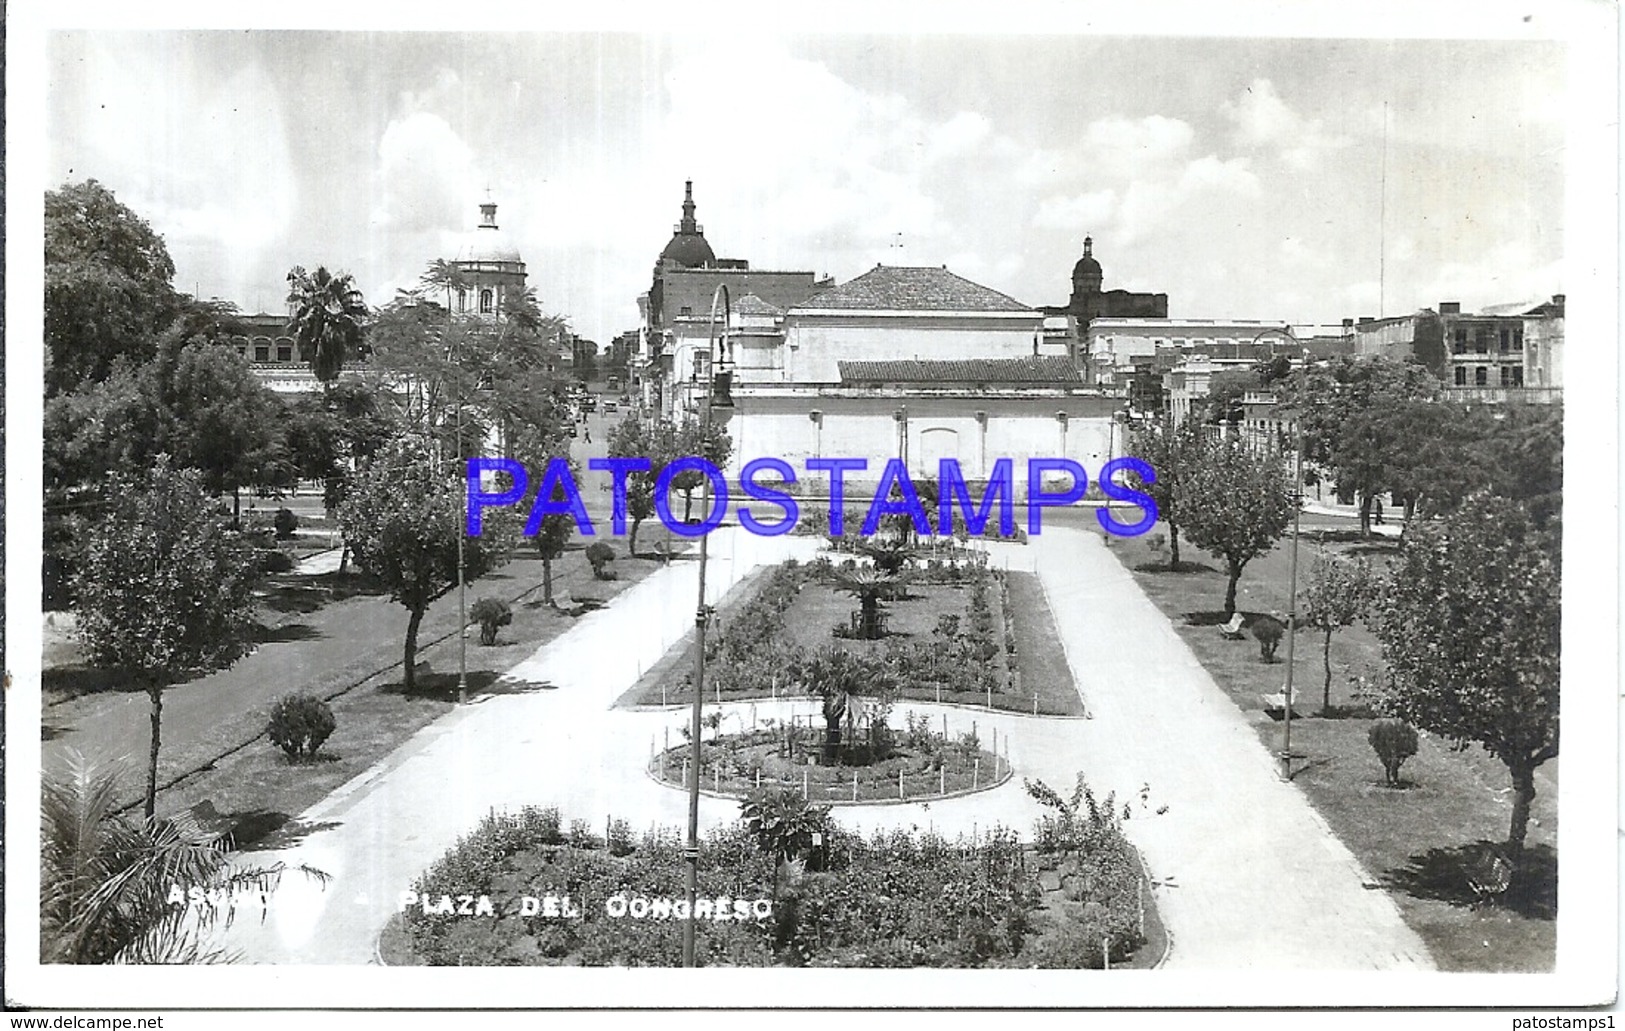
[657,180,715,269]
[660,231,716,269]
[1072,235,1102,280]
[457,202,523,266]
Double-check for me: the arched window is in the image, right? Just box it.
[479,289,494,314]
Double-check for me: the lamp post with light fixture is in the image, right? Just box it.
[681,284,735,967]
[1250,327,1308,777]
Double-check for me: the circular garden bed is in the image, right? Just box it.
[650,720,1011,804]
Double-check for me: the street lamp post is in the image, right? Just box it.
[682,284,733,967]
[458,370,468,706]
[1249,329,1308,777]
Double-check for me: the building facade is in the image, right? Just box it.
[638,181,829,419]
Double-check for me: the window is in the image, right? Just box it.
[1474,366,1488,386]
[679,306,693,316]
[1454,366,1467,386]
[479,289,493,314]
[1474,330,1490,354]
[1512,328,1524,351]
[276,343,293,363]
[1453,327,1468,352]
[255,343,271,363]
[1499,328,1510,351]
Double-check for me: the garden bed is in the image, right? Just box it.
[378,795,1153,968]
[619,554,1084,717]
[648,717,1011,804]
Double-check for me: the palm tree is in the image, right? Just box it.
[833,566,900,640]
[420,258,473,318]
[793,646,896,765]
[285,265,367,385]
[41,750,327,964]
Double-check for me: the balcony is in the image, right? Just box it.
[1441,386,1563,405]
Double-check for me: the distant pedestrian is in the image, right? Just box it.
[584,425,592,444]
[1373,498,1385,525]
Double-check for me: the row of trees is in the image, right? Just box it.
[1131,353,1561,868]
[46,179,582,823]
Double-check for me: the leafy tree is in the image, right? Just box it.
[1196,369,1255,426]
[606,417,663,556]
[1179,439,1294,618]
[155,339,296,520]
[285,265,368,385]
[72,457,258,818]
[1290,356,1438,536]
[533,508,574,605]
[671,420,734,523]
[1128,417,1210,568]
[42,749,324,963]
[792,645,897,764]
[1300,551,1377,713]
[1373,494,1559,863]
[338,440,515,693]
[45,180,179,395]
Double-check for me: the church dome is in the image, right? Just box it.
[657,180,715,269]
[1072,235,1102,281]
[458,202,523,265]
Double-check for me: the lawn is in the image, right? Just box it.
[50,542,675,832]
[616,557,1084,716]
[1098,522,1557,971]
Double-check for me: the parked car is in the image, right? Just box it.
[603,400,620,414]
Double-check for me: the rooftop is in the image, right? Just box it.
[796,265,1035,313]
[839,356,1081,384]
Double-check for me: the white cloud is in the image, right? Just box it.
[1033,189,1117,232]
[1223,78,1350,171]
[372,109,478,233]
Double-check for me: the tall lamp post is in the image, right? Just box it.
[1251,327,1308,778]
[682,284,734,967]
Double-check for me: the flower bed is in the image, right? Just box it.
[382,788,1150,968]
[651,713,1010,803]
[627,554,1083,716]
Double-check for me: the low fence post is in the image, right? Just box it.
[974,758,980,789]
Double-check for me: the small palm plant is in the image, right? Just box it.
[792,646,896,764]
[832,567,898,640]
[41,750,328,964]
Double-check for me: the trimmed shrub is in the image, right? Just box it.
[470,597,513,646]
[266,693,336,761]
[263,549,296,574]
[585,542,617,579]
[1251,615,1285,661]
[1368,719,1419,786]
[273,507,299,539]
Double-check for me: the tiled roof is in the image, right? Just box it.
[838,356,1081,384]
[733,293,783,316]
[794,265,1035,313]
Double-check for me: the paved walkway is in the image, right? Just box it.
[214,527,1431,970]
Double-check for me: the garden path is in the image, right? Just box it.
[212,526,1431,977]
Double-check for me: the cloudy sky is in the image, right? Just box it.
[45,26,1569,344]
